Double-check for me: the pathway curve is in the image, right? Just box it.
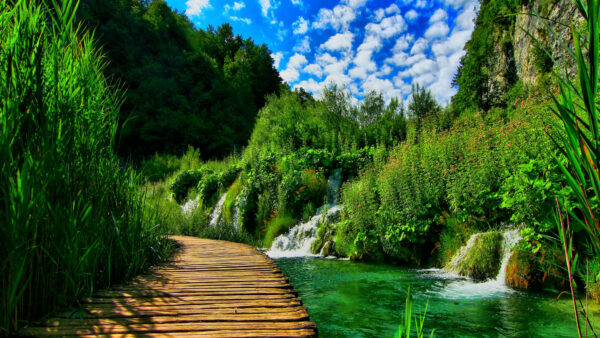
[21,236,317,337]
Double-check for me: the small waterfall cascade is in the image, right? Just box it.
[326,168,343,206]
[267,205,342,258]
[181,195,199,215]
[209,193,227,227]
[231,196,241,230]
[267,169,344,258]
[445,229,521,284]
[445,233,483,272]
[495,229,521,285]
[439,229,521,299]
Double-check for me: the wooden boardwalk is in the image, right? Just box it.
[21,236,317,337]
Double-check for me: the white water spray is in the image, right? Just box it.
[267,169,344,258]
[181,196,199,215]
[267,205,343,258]
[209,193,227,227]
[439,229,521,299]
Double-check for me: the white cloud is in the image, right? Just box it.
[321,32,354,51]
[294,78,325,94]
[431,30,471,57]
[385,4,400,14]
[342,0,367,9]
[291,0,302,5]
[186,0,210,16]
[424,21,449,40]
[365,14,407,39]
[280,68,300,82]
[455,3,478,30]
[313,5,356,31]
[280,53,308,82]
[224,1,245,12]
[293,17,309,34]
[392,34,414,53]
[304,63,324,78]
[271,52,283,69]
[441,0,476,10]
[230,16,251,24]
[259,0,280,20]
[410,38,428,55]
[405,9,418,22]
[293,36,311,53]
[429,9,448,23]
[374,8,385,22]
[287,53,308,69]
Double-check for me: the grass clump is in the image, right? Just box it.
[0,1,171,334]
[263,212,297,248]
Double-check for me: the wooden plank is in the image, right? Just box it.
[22,236,316,337]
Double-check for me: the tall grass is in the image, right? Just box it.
[550,0,600,336]
[0,0,171,334]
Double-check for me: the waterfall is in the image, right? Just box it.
[439,229,521,299]
[267,169,344,258]
[181,196,199,215]
[209,193,227,227]
[495,229,521,285]
[445,233,483,273]
[326,168,343,206]
[267,205,343,258]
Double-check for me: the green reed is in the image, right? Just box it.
[550,0,600,336]
[0,0,171,334]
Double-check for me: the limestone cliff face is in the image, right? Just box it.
[512,0,581,86]
[455,0,582,110]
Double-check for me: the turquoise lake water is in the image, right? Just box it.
[277,257,597,337]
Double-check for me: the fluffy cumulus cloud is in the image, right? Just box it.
[287,0,479,104]
[280,53,308,82]
[321,32,354,51]
[186,0,210,16]
[293,17,309,34]
[404,9,418,21]
[312,5,356,31]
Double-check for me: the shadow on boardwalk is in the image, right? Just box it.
[20,236,317,337]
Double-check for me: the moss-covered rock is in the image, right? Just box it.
[505,243,568,291]
[453,231,503,281]
[505,245,543,290]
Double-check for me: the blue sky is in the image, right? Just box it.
[165,0,479,105]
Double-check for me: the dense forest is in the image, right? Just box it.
[1,0,599,336]
[76,0,282,159]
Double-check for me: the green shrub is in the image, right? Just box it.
[170,169,207,203]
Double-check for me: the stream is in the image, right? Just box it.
[276,257,594,337]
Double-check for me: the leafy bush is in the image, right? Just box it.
[170,169,207,203]
[263,212,297,248]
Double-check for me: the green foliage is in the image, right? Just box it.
[394,286,435,338]
[0,1,171,333]
[263,212,297,248]
[170,169,207,203]
[74,0,281,159]
[340,105,556,263]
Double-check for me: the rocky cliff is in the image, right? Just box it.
[453,0,581,111]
